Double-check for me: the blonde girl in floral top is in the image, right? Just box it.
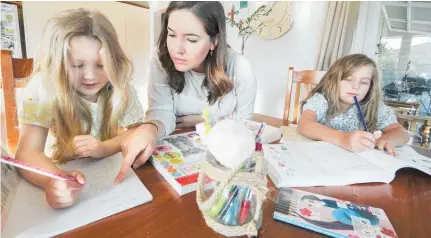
[16,9,145,209]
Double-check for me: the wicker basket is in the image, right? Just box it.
[196,150,268,237]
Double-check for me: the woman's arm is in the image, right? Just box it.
[115,56,175,183]
[145,57,177,136]
[115,122,160,184]
[104,130,134,155]
[175,115,205,129]
[97,85,162,157]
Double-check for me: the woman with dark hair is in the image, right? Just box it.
[115,1,257,183]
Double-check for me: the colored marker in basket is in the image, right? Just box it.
[1,156,77,181]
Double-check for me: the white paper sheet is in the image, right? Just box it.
[264,142,431,187]
[2,153,152,238]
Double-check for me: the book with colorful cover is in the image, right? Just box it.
[150,131,214,196]
[273,188,398,238]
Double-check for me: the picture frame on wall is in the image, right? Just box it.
[1,2,23,58]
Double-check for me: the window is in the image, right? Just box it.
[379,2,431,116]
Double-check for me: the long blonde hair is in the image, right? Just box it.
[32,9,133,163]
[301,54,381,131]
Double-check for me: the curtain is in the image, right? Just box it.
[317,1,359,70]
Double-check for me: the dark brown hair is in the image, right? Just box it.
[157,1,232,105]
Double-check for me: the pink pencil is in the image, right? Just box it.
[1,156,76,181]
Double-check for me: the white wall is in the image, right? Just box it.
[149,1,169,53]
[222,1,328,118]
[125,4,150,108]
[23,1,82,57]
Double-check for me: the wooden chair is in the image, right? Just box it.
[283,67,326,124]
[395,114,431,148]
[385,100,420,116]
[1,50,33,154]
[385,100,421,134]
[385,101,431,148]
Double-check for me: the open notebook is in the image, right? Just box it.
[264,141,431,187]
[1,148,152,238]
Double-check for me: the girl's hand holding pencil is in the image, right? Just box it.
[339,130,376,153]
[175,115,205,129]
[45,170,86,209]
[353,96,395,156]
[0,155,86,209]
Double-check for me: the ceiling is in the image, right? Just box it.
[381,1,431,36]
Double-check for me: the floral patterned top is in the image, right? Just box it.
[18,74,145,157]
[302,93,397,132]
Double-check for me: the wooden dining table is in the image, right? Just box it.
[58,114,431,238]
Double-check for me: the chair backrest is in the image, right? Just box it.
[1,50,33,154]
[396,113,431,148]
[386,100,430,148]
[284,67,326,124]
